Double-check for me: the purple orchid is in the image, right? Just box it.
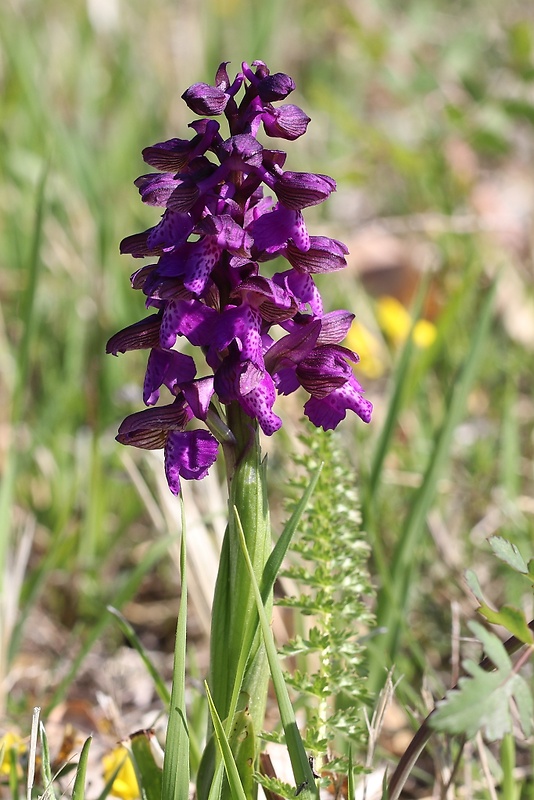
[108,60,372,494]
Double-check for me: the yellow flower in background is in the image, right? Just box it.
[345,321,386,379]
[376,296,437,349]
[102,745,140,800]
[0,732,25,776]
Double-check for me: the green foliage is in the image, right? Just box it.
[277,429,374,767]
[432,621,533,740]
[433,535,534,741]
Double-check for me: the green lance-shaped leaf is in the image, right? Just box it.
[431,622,533,740]
[162,500,190,800]
[72,737,92,800]
[107,607,171,707]
[199,465,323,800]
[205,683,249,800]
[235,509,319,800]
[130,730,163,800]
[40,722,57,800]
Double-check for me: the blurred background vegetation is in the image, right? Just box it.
[1,0,534,793]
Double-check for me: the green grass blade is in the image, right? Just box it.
[263,464,322,590]
[162,499,190,800]
[9,746,21,800]
[96,757,127,800]
[107,606,171,707]
[235,510,318,800]
[39,722,57,800]
[205,683,248,800]
[72,736,92,800]
[0,166,47,594]
[44,534,176,714]
[224,464,323,738]
[130,731,163,800]
[370,282,497,691]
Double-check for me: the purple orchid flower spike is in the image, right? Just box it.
[108,59,372,494]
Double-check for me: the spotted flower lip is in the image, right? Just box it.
[108,59,372,493]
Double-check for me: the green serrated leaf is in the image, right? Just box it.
[477,604,534,645]
[488,537,528,574]
[431,623,531,741]
[527,559,534,581]
[512,676,534,737]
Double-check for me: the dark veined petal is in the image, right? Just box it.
[116,401,192,449]
[274,171,336,210]
[182,82,229,116]
[316,310,355,345]
[106,315,161,355]
[135,173,179,206]
[142,138,195,172]
[257,72,295,102]
[286,236,348,273]
[262,104,310,141]
[304,376,373,429]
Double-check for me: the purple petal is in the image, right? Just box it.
[249,205,310,256]
[182,376,215,420]
[165,429,219,495]
[274,271,323,316]
[220,134,264,168]
[143,349,197,405]
[316,311,355,345]
[182,82,229,116]
[304,376,373,429]
[142,138,193,172]
[257,72,295,102]
[286,236,348,273]
[116,400,192,449]
[274,172,336,210]
[135,173,179,207]
[160,298,218,349]
[106,315,161,355]
[213,305,263,361]
[146,211,195,252]
[262,104,310,140]
[195,214,253,257]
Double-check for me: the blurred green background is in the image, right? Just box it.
[1,0,533,763]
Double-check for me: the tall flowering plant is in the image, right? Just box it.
[107,60,372,799]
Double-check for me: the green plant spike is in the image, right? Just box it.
[199,464,323,800]
[162,500,190,800]
[72,736,92,800]
[235,510,319,800]
[129,730,163,800]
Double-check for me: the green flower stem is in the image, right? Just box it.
[202,403,272,799]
